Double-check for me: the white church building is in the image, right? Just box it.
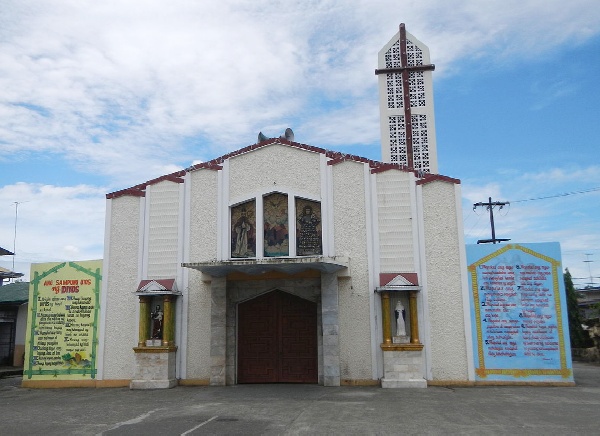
[98,24,474,388]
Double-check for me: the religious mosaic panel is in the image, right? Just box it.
[295,198,322,256]
[263,193,289,257]
[231,200,256,258]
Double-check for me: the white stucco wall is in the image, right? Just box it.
[332,160,373,381]
[376,170,416,272]
[100,141,470,384]
[228,144,321,201]
[146,181,181,279]
[102,196,142,379]
[15,303,28,346]
[420,180,469,380]
[185,169,219,379]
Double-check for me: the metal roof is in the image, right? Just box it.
[0,282,29,304]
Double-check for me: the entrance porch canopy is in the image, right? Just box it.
[182,256,349,277]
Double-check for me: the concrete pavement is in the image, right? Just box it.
[1,362,598,435]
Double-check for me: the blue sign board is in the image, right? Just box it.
[466,243,573,383]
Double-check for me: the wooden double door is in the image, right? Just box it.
[237,290,318,384]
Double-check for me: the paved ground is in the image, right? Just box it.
[1,362,599,435]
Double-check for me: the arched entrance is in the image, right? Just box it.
[237,290,318,383]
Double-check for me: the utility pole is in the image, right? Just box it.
[473,197,510,244]
[583,254,595,286]
[13,201,18,272]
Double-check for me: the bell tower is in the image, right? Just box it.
[376,24,438,173]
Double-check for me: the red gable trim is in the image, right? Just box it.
[107,171,186,199]
[400,273,419,286]
[188,161,223,171]
[370,163,416,174]
[416,174,461,185]
[107,138,460,199]
[380,273,398,286]
[137,278,177,291]
[106,187,146,199]
[379,273,419,286]
[145,172,186,186]
[326,151,371,166]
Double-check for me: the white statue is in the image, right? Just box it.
[395,301,406,336]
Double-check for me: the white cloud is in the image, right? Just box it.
[0,183,106,280]
[2,0,599,188]
[461,165,600,282]
[1,0,600,284]
[520,166,600,185]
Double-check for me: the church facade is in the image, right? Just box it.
[97,25,474,388]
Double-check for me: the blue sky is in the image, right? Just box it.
[1,0,599,286]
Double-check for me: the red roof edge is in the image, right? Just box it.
[107,138,460,199]
[106,187,146,199]
[326,151,371,166]
[415,174,461,186]
[370,162,414,174]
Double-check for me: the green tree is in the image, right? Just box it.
[564,268,589,348]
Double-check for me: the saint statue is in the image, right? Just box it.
[151,305,163,339]
[395,301,406,337]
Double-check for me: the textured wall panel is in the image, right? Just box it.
[332,161,373,380]
[376,171,415,272]
[103,196,141,379]
[185,170,219,379]
[229,144,321,200]
[147,181,180,278]
[421,181,468,380]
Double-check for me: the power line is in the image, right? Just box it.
[511,186,600,203]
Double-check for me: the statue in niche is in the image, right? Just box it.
[395,301,406,337]
[151,305,163,339]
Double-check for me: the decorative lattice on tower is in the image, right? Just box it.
[376,24,438,174]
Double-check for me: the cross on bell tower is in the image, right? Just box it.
[376,24,438,173]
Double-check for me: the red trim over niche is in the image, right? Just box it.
[137,278,177,292]
[379,273,419,286]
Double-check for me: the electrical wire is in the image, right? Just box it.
[510,186,600,203]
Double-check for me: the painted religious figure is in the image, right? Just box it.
[231,201,256,258]
[151,305,163,339]
[395,301,406,337]
[264,193,289,257]
[296,199,322,256]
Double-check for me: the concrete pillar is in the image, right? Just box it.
[162,295,174,346]
[321,272,340,386]
[210,277,227,386]
[409,291,420,344]
[381,292,392,344]
[138,296,151,347]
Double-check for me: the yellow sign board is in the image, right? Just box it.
[24,260,102,380]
